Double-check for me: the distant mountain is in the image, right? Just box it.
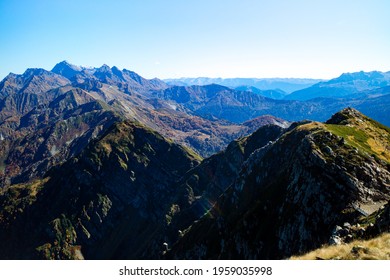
[51,60,84,80]
[4,63,252,159]
[52,61,168,92]
[286,71,390,100]
[164,77,323,93]
[0,87,121,186]
[235,86,287,99]
[0,68,70,99]
[153,84,390,126]
[153,84,304,123]
[0,62,294,189]
[242,115,290,130]
[355,91,390,126]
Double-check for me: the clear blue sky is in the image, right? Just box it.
[1,0,389,80]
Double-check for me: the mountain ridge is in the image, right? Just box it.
[1,108,388,259]
[167,108,390,259]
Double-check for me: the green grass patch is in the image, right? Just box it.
[325,124,373,156]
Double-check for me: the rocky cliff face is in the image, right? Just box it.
[168,108,390,259]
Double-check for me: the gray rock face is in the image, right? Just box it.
[329,235,342,246]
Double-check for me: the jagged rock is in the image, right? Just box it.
[343,222,351,228]
[329,235,342,246]
[323,145,335,157]
[332,225,343,235]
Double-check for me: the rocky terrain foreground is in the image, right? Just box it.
[0,107,389,259]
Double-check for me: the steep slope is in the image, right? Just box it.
[0,69,70,119]
[0,120,201,259]
[1,107,388,260]
[51,60,84,80]
[287,71,390,100]
[0,71,73,144]
[0,68,70,99]
[155,124,287,249]
[0,87,121,186]
[168,108,390,259]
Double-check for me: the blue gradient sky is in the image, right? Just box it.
[1,0,389,79]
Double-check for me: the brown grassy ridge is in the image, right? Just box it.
[290,233,390,260]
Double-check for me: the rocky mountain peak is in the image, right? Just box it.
[51,61,83,80]
[0,68,70,100]
[111,66,125,80]
[336,71,385,82]
[22,68,49,78]
[325,107,366,125]
[97,64,112,73]
[122,69,145,84]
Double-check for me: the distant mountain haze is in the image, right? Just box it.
[164,77,324,93]
[286,71,390,101]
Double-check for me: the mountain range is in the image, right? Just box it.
[0,61,389,259]
[164,77,324,94]
[165,71,390,102]
[286,71,390,101]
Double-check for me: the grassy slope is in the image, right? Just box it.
[291,233,390,260]
[325,109,390,163]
